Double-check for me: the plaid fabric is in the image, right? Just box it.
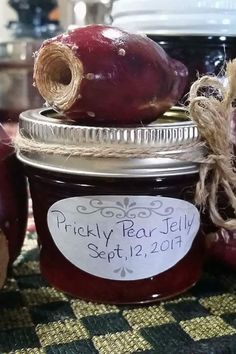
[1,231,236,354]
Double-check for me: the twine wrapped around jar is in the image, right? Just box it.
[15,59,236,230]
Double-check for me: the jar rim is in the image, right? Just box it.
[17,107,202,178]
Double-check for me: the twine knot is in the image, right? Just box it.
[188,59,236,229]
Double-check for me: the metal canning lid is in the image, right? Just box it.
[17,107,202,178]
[112,0,236,36]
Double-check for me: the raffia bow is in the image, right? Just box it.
[187,59,236,229]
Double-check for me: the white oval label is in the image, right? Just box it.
[47,196,200,281]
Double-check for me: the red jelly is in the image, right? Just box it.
[112,1,236,97]
[0,124,28,263]
[17,107,213,304]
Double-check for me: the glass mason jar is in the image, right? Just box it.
[112,0,236,270]
[0,40,44,123]
[112,0,236,95]
[17,107,213,304]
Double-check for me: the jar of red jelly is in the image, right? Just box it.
[0,40,44,123]
[0,124,28,264]
[17,107,212,304]
[112,0,236,95]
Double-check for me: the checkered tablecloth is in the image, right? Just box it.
[1,231,236,354]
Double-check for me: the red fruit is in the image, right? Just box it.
[206,229,236,269]
[34,25,188,124]
[0,231,9,289]
[0,125,28,263]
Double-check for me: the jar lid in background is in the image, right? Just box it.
[17,107,202,178]
[112,0,236,36]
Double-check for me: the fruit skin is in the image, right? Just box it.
[0,231,9,289]
[206,229,236,269]
[0,125,28,264]
[35,25,188,124]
